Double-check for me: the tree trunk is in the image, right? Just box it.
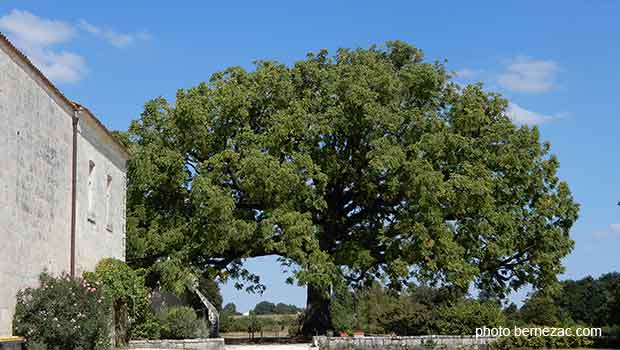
[302,283,333,336]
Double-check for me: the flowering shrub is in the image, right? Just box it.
[13,272,111,350]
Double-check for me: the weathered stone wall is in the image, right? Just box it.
[0,42,74,336]
[313,335,497,350]
[129,338,225,350]
[0,41,127,336]
[74,112,126,274]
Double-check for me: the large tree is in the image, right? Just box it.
[123,41,579,334]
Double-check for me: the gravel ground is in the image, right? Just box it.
[226,344,313,350]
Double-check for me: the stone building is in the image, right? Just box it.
[0,33,128,336]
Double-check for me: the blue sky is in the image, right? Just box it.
[1,1,618,312]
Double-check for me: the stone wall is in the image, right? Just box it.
[74,111,127,275]
[129,338,225,350]
[313,335,497,349]
[0,38,127,336]
[0,39,74,336]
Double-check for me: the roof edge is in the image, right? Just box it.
[0,32,130,160]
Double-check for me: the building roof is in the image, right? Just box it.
[0,32,130,160]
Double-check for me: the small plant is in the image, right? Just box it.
[13,272,111,350]
[160,306,199,339]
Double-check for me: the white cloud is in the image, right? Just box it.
[0,10,151,83]
[593,224,620,237]
[497,56,560,93]
[455,68,480,79]
[0,9,74,46]
[507,102,556,125]
[78,19,150,48]
[0,9,85,83]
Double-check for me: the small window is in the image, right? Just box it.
[87,161,95,222]
[105,175,113,231]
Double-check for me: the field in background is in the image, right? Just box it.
[221,313,301,340]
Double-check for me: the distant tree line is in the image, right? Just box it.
[221,301,303,316]
[252,301,303,315]
[218,300,303,336]
[329,273,620,337]
[516,272,620,327]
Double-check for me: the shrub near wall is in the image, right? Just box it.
[13,272,111,350]
[83,258,152,344]
[490,329,594,349]
[159,306,199,339]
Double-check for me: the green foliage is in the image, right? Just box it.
[329,283,505,336]
[330,284,357,333]
[218,312,236,333]
[555,272,620,326]
[274,302,303,314]
[509,272,620,329]
[13,272,111,350]
[219,314,299,335]
[123,41,579,333]
[355,283,401,334]
[195,318,212,338]
[223,302,240,315]
[131,313,161,340]
[83,258,151,344]
[490,326,594,349]
[250,301,301,315]
[433,300,506,335]
[519,292,560,326]
[253,301,277,315]
[159,306,199,339]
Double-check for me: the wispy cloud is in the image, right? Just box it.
[497,56,560,93]
[0,9,85,83]
[593,224,620,237]
[0,9,151,83]
[78,19,150,48]
[454,68,481,79]
[506,102,558,125]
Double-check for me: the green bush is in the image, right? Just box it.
[131,313,161,340]
[218,312,235,333]
[13,272,111,350]
[433,300,507,335]
[330,285,357,333]
[83,258,151,343]
[379,299,432,335]
[490,326,595,349]
[160,306,199,339]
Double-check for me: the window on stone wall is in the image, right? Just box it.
[88,160,95,222]
[105,175,112,232]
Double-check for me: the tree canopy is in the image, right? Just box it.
[122,41,579,333]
